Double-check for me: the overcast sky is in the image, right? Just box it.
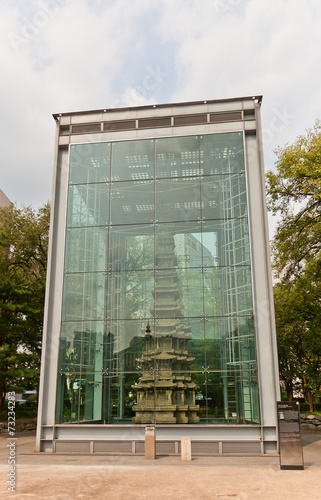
[1,0,321,234]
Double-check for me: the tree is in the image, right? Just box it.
[266,121,321,411]
[273,269,321,410]
[266,120,321,277]
[0,203,50,411]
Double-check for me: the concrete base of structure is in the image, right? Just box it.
[37,424,278,456]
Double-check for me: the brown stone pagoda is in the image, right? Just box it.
[132,232,199,424]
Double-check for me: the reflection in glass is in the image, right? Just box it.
[106,270,154,320]
[56,322,104,423]
[111,139,154,182]
[61,273,105,322]
[69,143,111,184]
[67,183,110,227]
[64,226,108,273]
[56,133,260,425]
[108,224,154,271]
[203,267,253,317]
[202,218,250,267]
[201,174,247,220]
[156,177,201,222]
[110,180,154,225]
[156,135,200,178]
[200,132,245,175]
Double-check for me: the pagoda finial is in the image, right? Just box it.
[144,322,152,340]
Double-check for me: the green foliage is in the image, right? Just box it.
[266,120,321,277]
[0,203,50,410]
[266,121,321,411]
[300,403,321,415]
[274,275,321,405]
[0,344,40,392]
[0,399,38,422]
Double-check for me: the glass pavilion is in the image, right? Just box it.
[37,97,280,455]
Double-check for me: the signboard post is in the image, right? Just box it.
[277,401,304,470]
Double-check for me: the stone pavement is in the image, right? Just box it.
[0,431,320,500]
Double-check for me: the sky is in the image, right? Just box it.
[1,0,321,236]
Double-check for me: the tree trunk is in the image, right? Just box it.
[302,373,314,412]
[285,376,293,401]
[307,391,314,413]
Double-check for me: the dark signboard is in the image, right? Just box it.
[277,401,304,470]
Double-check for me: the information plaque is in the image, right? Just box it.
[277,401,304,470]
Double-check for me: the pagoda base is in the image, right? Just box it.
[133,406,177,424]
[133,404,200,424]
[187,406,200,423]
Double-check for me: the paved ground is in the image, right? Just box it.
[0,431,320,500]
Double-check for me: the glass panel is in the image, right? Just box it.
[67,183,110,227]
[220,316,256,368]
[69,143,111,184]
[56,377,103,423]
[202,219,250,267]
[155,222,202,269]
[56,321,104,423]
[178,268,204,318]
[206,315,254,339]
[201,173,247,221]
[203,266,253,316]
[155,135,200,178]
[202,267,221,317]
[205,318,224,374]
[193,368,259,424]
[203,377,225,423]
[193,373,225,423]
[106,319,150,369]
[104,372,142,423]
[152,268,204,319]
[64,226,108,273]
[110,180,154,225]
[58,132,260,425]
[200,132,245,176]
[62,272,105,321]
[155,177,201,222]
[179,317,205,371]
[219,314,259,423]
[108,224,154,271]
[220,368,259,424]
[104,319,152,424]
[111,139,154,182]
[106,270,154,320]
[204,317,255,371]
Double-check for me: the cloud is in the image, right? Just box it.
[0,0,154,206]
[154,0,321,162]
[0,0,320,209]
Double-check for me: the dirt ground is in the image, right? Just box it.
[0,432,320,500]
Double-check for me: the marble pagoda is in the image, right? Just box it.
[132,233,199,424]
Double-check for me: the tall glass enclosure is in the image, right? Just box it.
[56,132,260,425]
